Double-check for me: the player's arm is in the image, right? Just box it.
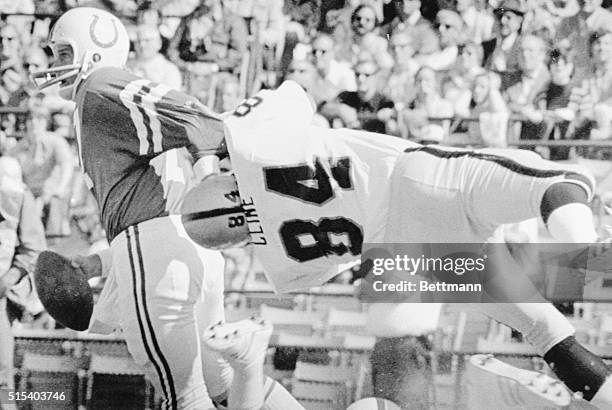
[153,89,227,159]
[90,68,227,160]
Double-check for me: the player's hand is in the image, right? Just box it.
[70,254,103,280]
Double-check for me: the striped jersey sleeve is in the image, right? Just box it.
[78,67,225,160]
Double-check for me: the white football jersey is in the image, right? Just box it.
[224,81,416,292]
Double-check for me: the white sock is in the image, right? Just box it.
[547,203,598,242]
[477,303,575,356]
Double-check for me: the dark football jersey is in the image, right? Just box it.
[73,66,224,240]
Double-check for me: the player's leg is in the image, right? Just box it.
[204,318,306,410]
[466,147,598,242]
[389,148,611,406]
[204,317,273,410]
[478,242,611,406]
[458,148,612,405]
[395,146,597,242]
[194,250,234,408]
[112,217,216,410]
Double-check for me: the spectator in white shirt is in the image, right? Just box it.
[129,25,183,90]
[311,33,357,92]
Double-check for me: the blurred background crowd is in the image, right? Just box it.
[1,1,612,408]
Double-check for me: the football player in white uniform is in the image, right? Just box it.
[189,81,612,408]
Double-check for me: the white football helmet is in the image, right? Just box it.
[181,174,250,250]
[31,7,129,100]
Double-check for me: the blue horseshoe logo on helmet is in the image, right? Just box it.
[89,15,118,48]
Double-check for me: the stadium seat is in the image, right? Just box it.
[85,354,151,410]
[17,352,81,409]
[260,304,325,335]
[325,308,368,336]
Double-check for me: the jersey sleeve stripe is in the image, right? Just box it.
[119,79,151,155]
[147,83,172,153]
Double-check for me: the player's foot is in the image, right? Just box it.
[203,316,273,370]
[465,354,571,409]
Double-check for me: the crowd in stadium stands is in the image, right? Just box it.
[0,0,610,313]
[0,1,611,406]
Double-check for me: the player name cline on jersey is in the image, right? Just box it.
[242,196,267,245]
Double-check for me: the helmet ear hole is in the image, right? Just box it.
[92,53,101,63]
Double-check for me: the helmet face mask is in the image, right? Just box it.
[30,43,80,98]
[30,7,130,100]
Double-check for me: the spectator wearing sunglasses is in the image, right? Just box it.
[336,5,393,72]
[321,57,394,133]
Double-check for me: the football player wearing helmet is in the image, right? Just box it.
[32,7,237,410]
[204,80,612,409]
